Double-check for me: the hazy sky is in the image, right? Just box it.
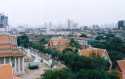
[0,0,125,26]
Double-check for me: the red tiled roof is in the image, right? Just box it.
[117,60,125,72]
[80,47,108,57]
[0,64,21,79]
[0,34,24,57]
[0,50,24,57]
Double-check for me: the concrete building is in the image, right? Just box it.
[0,14,8,28]
[118,20,125,30]
[0,34,25,75]
[75,33,89,49]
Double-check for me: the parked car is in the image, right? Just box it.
[28,62,39,70]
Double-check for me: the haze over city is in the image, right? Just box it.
[1,0,125,79]
[0,0,125,27]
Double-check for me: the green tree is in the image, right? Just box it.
[62,48,78,54]
[60,52,109,71]
[42,69,75,79]
[90,33,125,51]
[89,33,125,68]
[77,69,109,79]
[70,38,80,49]
[39,38,49,45]
[42,69,119,79]
[17,34,30,48]
[108,70,119,79]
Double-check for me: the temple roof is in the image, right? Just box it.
[0,49,25,57]
[117,60,125,72]
[0,64,21,79]
[80,47,108,57]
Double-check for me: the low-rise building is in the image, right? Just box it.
[76,33,90,49]
[48,37,69,51]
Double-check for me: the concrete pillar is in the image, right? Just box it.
[4,57,6,64]
[9,57,12,65]
[14,58,17,73]
[18,58,21,73]
[22,57,25,73]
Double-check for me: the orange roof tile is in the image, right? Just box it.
[0,34,24,57]
[117,60,125,72]
[0,50,24,57]
[0,64,21,79]
[0,35,16,44]
[80,47,108,57]
[80,47,113,71]
[0,44,16,49]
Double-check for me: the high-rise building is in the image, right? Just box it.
[0,14,8,32]
[0,14,8,28]
[118,20,125,30]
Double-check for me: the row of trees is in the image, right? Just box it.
[89,33,125,51]
[43,68,118,79]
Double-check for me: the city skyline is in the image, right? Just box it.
[0,0,125,27]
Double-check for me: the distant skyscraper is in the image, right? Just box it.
[0,13,8,28]
[118,20,125,30]
[67,19,71,29]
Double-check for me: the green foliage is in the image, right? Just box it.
[17,34,30,48]
[90,33,125,51]
[31,41,109,71]
[77,69,109,79]
[42,69,119,79]
[29,35,119,79]
[108,50,125,68]
[89,33,125,68]
[108,70,119,79]
[77,69,118,79]
[70,38,80,49]
[42,69,75,79]
[31,42,44,51]
[39,47,109,71]
[62,48,78,54]
[39,38,49,45]
[61,53,109,71]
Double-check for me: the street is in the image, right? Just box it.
[20,64,49,79]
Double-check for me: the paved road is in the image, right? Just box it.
[19,49,50,79]
[20,64,49,79]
